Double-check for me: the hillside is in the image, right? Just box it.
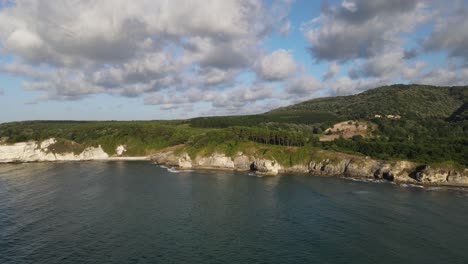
[190,84,467,129]
[268,84,468,120]
[0,84,467,167]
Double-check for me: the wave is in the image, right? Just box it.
[399,183,424,189]
[166,167,194,173]
[248,172,263,178]
[157,164,194,173]
[345,177,385,184]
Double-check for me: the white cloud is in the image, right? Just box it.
[423,1,468,63]
[304,0,429,61]
[284,75,322,98]
[416,66,468,86]
[213,84,274,108]
[254,49,299,81]
[0,0,291,103]
[0,0,466,117]
[348,51,404,79]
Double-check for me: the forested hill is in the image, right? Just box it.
[190,84,467,128]
[1,84,467,166]
[268,84,467,120]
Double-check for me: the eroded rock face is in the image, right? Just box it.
[152,150,254,171]
[196,153,235,169]
[307,159,350,177]
[233,152,252,171]
[345,159,380,179]
[178,153,193,169]
[409,165,468,185]
[448,170,468,185]
[151,151,182,167]
[252,158,282,176]
[0,139,109,162]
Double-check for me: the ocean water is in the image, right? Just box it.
[0,161,467,264]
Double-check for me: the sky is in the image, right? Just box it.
[0,0,467,122]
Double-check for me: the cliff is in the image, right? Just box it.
[151,146,468,186]
[0,138,147,162]
[1,138,466,187]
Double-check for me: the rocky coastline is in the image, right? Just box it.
[151,147,468,187]
[1,138,467,187]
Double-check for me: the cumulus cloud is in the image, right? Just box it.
[0,0,466,117]
[348,51,404,79]
[423,1,468,63]
[213,84,274,108]
[416,66,468,86]
[284,75,322,99]
[254,49,299,81]
[301,0,465,99]
[144,83,277,115]
[0,0,292,104]
[304,0,428,61]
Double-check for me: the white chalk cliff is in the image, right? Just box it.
[0,138,109,163]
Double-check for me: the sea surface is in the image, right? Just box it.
[0,161,467,264]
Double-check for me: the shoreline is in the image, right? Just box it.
[1,157,467,189]
[150,148,468,188]
[1,139,466,188]
[154,163,468,190]
[0,156,150,164]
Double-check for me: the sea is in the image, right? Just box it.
[0,161,467,264]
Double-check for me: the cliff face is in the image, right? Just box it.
[151,147,468,187]
[0,138,109,162]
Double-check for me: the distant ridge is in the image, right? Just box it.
[268,84,467,120]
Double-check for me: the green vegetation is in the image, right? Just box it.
[270,84,467,120]
[47,138,87,155]
[0,84,467,166]
[0,121,211,156]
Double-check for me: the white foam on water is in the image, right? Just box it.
[167,167,194,173]
[345,177,385,184]
[248,172,263,178]
[400,183,424,189]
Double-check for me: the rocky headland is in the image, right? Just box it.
[151,145,468,187]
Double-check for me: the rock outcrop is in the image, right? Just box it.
[252,158,282,176]
[151,147,468,186]
[410,165,468,185]
[196,153,235,169]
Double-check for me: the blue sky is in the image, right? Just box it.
[0,0,467,122]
